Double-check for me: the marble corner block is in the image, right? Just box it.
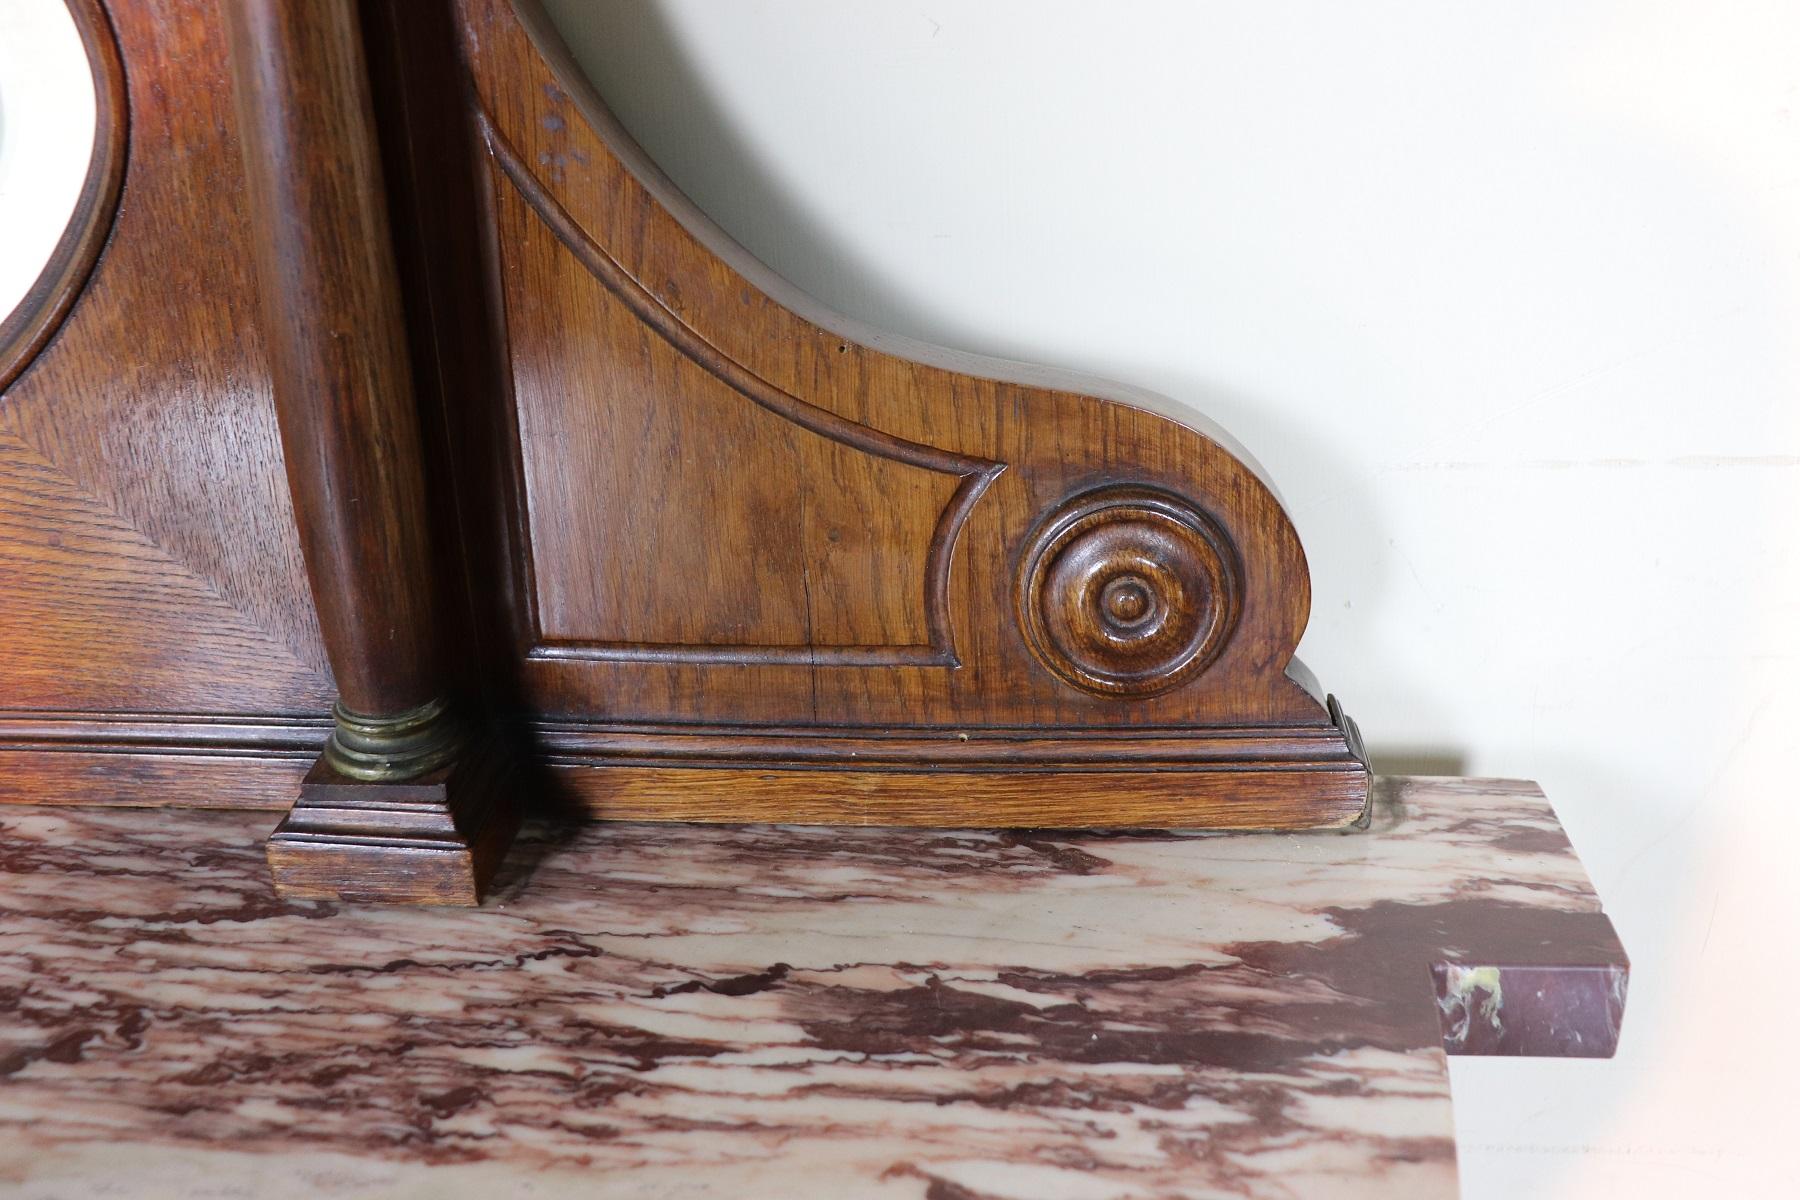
[0,776,1626,1199]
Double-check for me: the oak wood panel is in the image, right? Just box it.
[455,0,1337,734]
[0,431,330,712]
[0,0,334,722]
[0,0,1369,848]
[499,163,976,657]
[489,141,1000,664]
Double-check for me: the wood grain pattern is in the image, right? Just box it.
[533,706,1367,829]
[439,0,1370,829]
[224,0,447,719]
[545,767,1369,830]
[0,0,1371,859]
[0,751,305,811]
[224,0,516,901]
[0,713,318,810]
[485,118,1002,667]
[457,0,1333,727]
[0,0,333,730]
[264,739,520,904]
[0,430,329,713]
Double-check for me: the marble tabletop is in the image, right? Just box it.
[0,776,1625,1199]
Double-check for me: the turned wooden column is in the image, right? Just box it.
[226,0,515,903]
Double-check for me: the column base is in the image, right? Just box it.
[266,735,520,905]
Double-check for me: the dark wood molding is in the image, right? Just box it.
[0,0,128,394]
[1018,486,1243,699]
[533,707,1368,829]
[527,717,1365,768]
[0,711,329,748]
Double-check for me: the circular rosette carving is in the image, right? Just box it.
[1019,487,1241,698]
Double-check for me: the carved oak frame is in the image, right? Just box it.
[0,0,1369,905]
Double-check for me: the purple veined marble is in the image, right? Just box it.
[0,776,1626,1199]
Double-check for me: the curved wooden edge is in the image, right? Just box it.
[505,0,1287,505]
[459,0,1328,724]
[0,0,129,394]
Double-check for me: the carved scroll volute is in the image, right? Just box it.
[976,410,1315,724]
[451,0,1332,735]
[1018,487,1242,699]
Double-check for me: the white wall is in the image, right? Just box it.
[2,1,1793,1193]
[545,2,1798,1196]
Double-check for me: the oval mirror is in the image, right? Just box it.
[0,0,124,391]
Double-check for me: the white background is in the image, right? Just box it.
[551,4,1796,1196]
[5,2,1797,1196]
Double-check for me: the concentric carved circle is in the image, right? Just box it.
[1019,487,1240,698]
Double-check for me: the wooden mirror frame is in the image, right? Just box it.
[0,0,127,394]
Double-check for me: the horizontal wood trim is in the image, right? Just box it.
[0,712,330,750]
[0,715,1367,828]
[529,720,1362,768]
[0,712,324,809]
[0,750,306,810]
[541,763,1370,830]
[526,642,957,668]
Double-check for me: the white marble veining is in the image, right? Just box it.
[0,777,1625,1198]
